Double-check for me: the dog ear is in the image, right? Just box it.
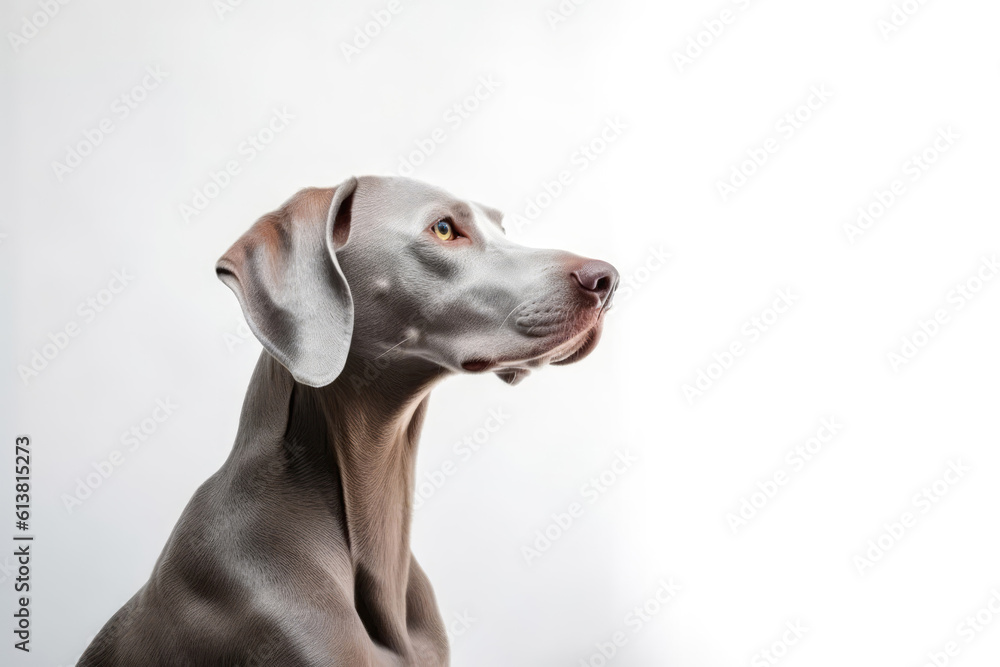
[216,177,357,387]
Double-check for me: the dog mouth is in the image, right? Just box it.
[460,315,606,374]
[461,359,495,372]
[550,322,603,365]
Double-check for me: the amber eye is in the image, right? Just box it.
[432,219,455,241]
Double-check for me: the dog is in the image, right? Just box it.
[79,176,618,666]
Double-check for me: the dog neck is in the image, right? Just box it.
[228,350,449,657]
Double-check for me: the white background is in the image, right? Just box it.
[3,0,1000,665]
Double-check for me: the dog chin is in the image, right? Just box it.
[550,321,603,366]
[460,317,606,384]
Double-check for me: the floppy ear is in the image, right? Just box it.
[216,177,357,387]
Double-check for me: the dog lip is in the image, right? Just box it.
[468,310,607,373]
[551,322,603,366]
[461,359,495,372]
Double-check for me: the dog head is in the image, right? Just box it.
[217,176,618,387]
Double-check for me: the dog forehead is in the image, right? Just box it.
[356,176,505,236]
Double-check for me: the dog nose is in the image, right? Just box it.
[571,259,619,306]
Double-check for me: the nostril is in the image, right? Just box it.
[570,260,619,309]
[571,260,618,297]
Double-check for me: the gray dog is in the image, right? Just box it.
[79,176,618,666]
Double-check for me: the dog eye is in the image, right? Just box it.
[432,219,457,241]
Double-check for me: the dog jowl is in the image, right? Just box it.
[79,176,618,667]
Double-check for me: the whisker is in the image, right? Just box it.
[497,298,531,331]
[375,334,414,359]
